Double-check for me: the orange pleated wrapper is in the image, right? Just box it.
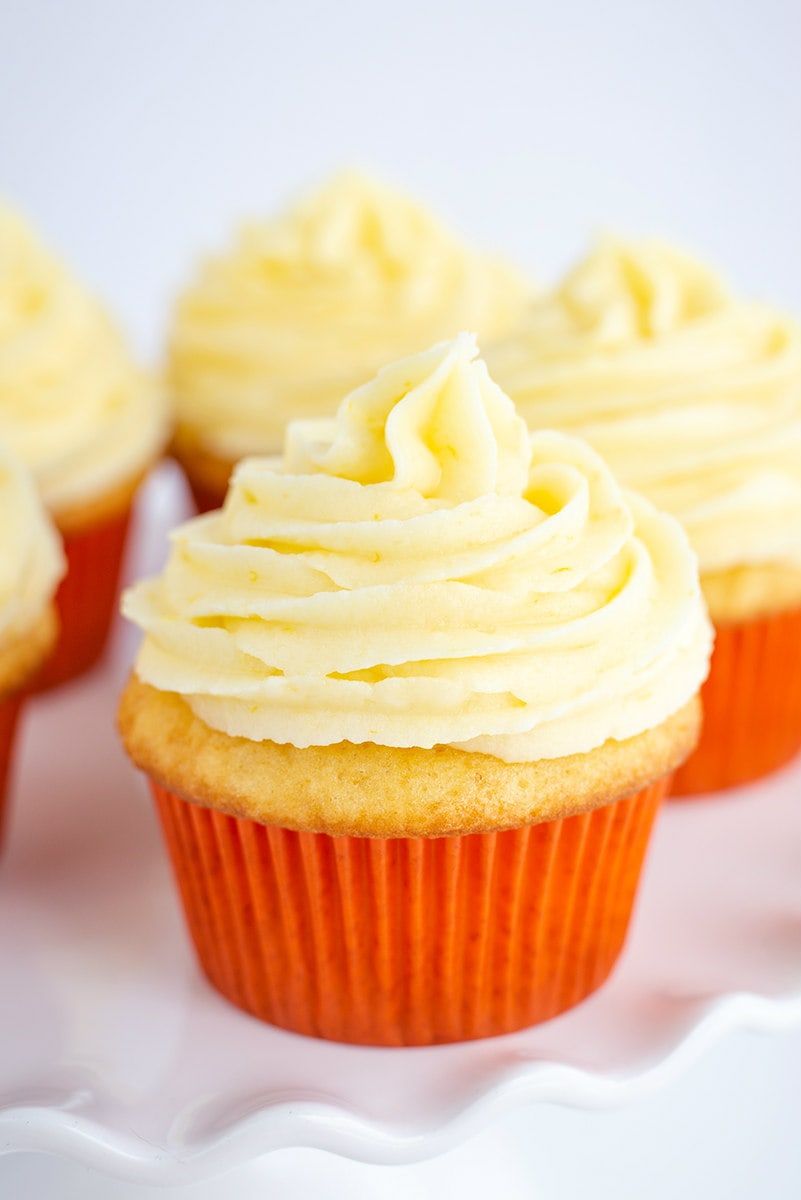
[671,607,801,797]
[33,509,133,691]
[0,695,24,852]
[151,776,668,1046]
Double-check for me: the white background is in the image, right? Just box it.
[1,0,799,362]
[1,2,800,1196]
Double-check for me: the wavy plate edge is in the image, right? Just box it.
[1,988,799,1184]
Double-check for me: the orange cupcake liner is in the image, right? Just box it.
[150,777,667,1045]
[33,508,133,692]
[672,606,801,797]
[0,694,24,852]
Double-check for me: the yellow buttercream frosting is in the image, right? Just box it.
[124,334,712,761]
[0,205,168,515]
[169,172,534,458]
[0,441,64,643]
[487,237,801,576]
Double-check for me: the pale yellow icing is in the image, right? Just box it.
[0,206,168,514]
[124,334,712,761]
[487,237,801,575]
[0,441,64,641]
[169,172,533,458]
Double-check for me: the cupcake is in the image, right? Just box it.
[119,334,711,1045]
[487,238,801,794]
[0,443,64,847]
[168,171,533,510]
[0,206,169,688]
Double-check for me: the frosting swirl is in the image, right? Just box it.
[169,172,533,458]
[487,237,801,576]
[0,441,64,643]
[125,334,711,761]
[0,206,168,516]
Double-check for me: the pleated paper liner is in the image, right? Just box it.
[32,508,133,692]
[672,606,801,797]
[151,777,667,1046]
[0,694,24,852]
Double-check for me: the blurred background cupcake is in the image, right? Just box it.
[0,442,64,848]
[168,171,534,511]
[487,238,801,794]
[119,334,711,1045]
[0,206,169,689]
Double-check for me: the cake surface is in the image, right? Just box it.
[0,607,58,699]
[701,561,801,625]
[119,677,700,836]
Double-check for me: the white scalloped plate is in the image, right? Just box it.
[0,465,799,1185]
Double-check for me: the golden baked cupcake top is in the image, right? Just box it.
[124,333,712,766]
[169,172,534,458]
[487,238,801,593]
[0,205,168,521]
[0,441,64,695]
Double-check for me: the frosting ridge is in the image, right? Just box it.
[0,206,167,515]
[170,173,533,457]
[125,335,711,760]
[487,237,801,576]
[0,441,64,643]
